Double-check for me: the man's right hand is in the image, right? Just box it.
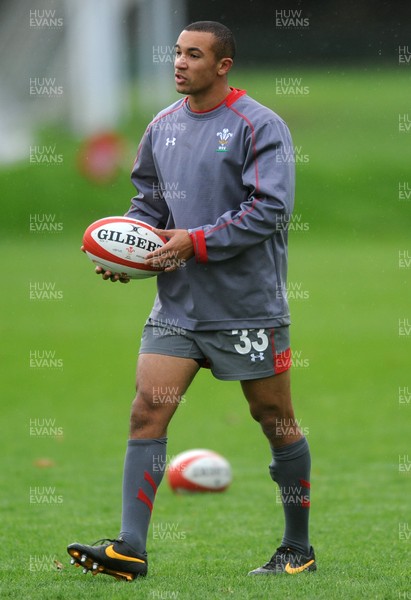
[81,245,130,283]
[95,266,130,284]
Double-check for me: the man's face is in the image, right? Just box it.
[174,30,222,97]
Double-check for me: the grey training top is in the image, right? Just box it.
[126,88,295,331]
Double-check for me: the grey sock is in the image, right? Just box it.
[120,438,167,554]
[269,437,311,555]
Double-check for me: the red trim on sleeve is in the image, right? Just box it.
[189,230,208,263]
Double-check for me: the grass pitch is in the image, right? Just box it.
[0,68,409,599]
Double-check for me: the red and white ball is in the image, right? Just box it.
[167,449,232,493]
[82,216,166,279]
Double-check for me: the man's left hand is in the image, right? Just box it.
[145,228,194,272]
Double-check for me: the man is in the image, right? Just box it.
[68,20,315,581]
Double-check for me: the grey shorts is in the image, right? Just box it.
[139,318,291,381]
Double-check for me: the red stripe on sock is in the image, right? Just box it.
[144,471,158,493]
[299,479,311,489]
[137,488,153,512]
[301,500,311,508]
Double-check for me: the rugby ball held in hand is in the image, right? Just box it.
[167,449,232,493]
[82,216,166,279]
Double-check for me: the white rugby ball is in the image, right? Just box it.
[167,449,232,493]
[82,216,166,279]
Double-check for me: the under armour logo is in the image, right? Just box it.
[250,353,265,362]
[165,137,176,146]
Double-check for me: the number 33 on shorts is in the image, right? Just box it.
[230,327,291,374]
[232,329,269,355]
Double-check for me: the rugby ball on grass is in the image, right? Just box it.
[82,216,166,279]
[167,449,232,493]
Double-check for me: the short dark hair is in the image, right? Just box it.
[184,21,236,60]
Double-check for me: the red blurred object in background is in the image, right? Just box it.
[77,131,126,184]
